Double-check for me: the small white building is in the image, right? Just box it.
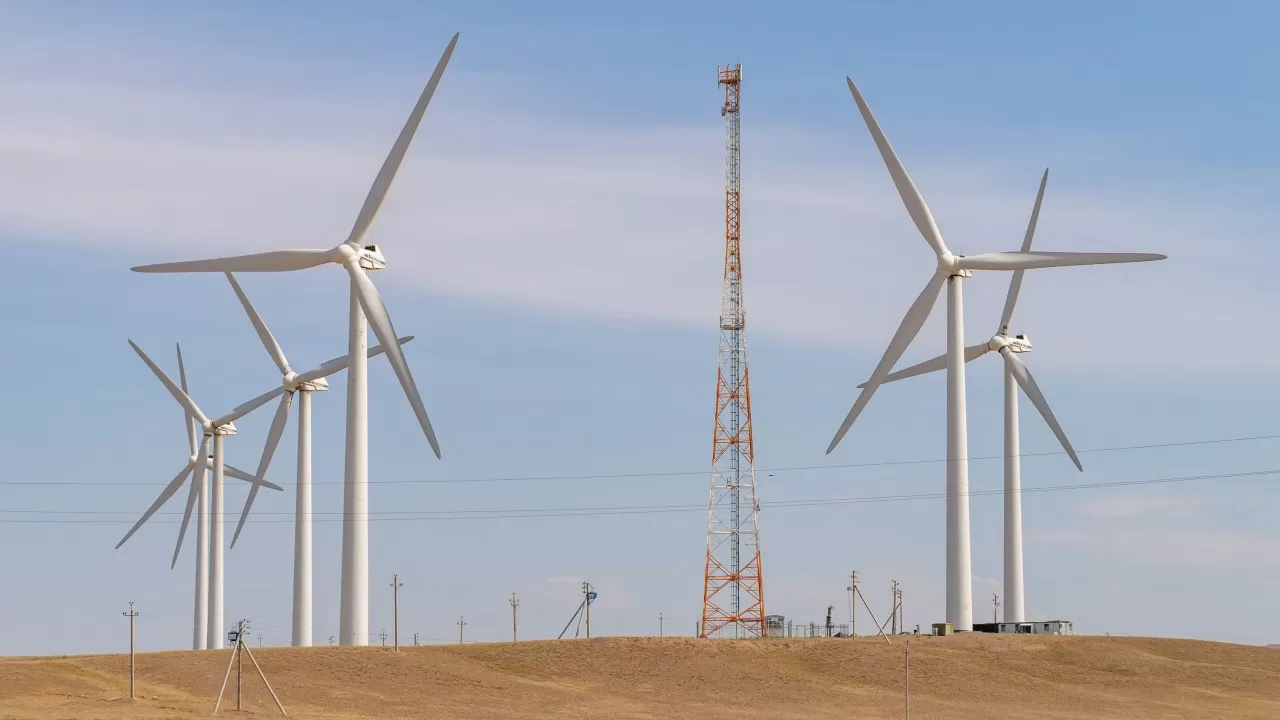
[976,620,1074,635]
[1031,620,1073,635]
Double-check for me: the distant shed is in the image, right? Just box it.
[973,620,1074,635]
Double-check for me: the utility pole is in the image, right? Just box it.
[378,630,388,647]
[457,617,467,645]
[328,636,334,646]
[905,640,911,720]
[853,584,893,645]
[582,582,593,639]
[213,618,286,716]
[238,625,245,711]
[413,632,420,647]
[890,580,900,635]
[898,585,905,635]
[122,602,139,700]
[391,574,403,650]
[509,592,520,642]
[659,612,664,638]
[846,570,858,637]
[993,594,1000,624]
[257,634,263,648]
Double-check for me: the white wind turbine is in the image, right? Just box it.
[828,76,1166,631]
[862,168,1088,625]
[118,341,284,649]
[129,33,457,645]
[221,271,413,648]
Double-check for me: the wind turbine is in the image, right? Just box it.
[862,168,1090,624]
[222,272,413,647]
[115,343,277,649]
[129,33,458,645]
[121,340,286,649]
[828,77,1166,631]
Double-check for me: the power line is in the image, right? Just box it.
[1,432,1275,488]
[2,468,1275,524]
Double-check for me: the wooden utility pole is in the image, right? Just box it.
[905,640,911,720]
[238,629,245,710]
[213,619,286,716]
[659,612,664,638]
[853,585,892,645]
[890,580,900,635]
[898,586,905,634]
[457,617,467,644]
[509,592,520,642]
[378,630,388,647]
[122,602,139,700]
[845,570,858,637]
[582,582,593,639]
[391,574,403,650]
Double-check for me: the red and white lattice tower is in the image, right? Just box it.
[700,64,766,639]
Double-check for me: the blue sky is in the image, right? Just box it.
[0,1,1277,654]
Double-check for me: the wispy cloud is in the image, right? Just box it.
[1077,492,1209,520]
[1042,527,1280,569]
[2,59,1275,376]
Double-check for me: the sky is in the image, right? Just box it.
[0,0,1277,655]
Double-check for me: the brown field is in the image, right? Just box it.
[2,634,1278,719]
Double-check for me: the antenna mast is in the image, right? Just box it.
[701,64,766,639]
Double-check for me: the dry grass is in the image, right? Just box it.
[2,634,1278,719]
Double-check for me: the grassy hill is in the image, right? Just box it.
[2,634,1278,719]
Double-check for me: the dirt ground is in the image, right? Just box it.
[2,634,1278,719]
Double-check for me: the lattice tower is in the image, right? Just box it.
[700,64,766,639]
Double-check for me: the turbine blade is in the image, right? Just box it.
[177,343,196,455]
[231,392,293,549]
[1002,349,1082,471]
[347,266,441,458]
[958,251,1167,271]
[294,335,416,384]
[213,386,287,428]
[224,463,284,491]
[116,459,196,549]
[998,168,1049,334]
[345,33,459,248]
[845,76,948,257]
[171,462,201,569]
[226,273,290,373]
[828,272,945,453]
[129,340,209,426]
[858,343,989,388]
[132,249,335,274]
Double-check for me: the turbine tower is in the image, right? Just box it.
[222,272,412,647]
[867,169,1128,623]
[827,76,1165,632]
[700,64,766,639]
[130,33,458,645]
[115,343,276,650]
[119,341,285,649]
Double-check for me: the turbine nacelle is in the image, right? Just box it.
[298,377,330,392]
[281,371,329,393]
[989,334,1031,354]
[358,244,387,271]
[210,422,237,436]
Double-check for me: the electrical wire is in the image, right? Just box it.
[0,432,1274,487]
[1,467,1273,524]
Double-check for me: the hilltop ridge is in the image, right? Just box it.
[2,634,1278,718]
